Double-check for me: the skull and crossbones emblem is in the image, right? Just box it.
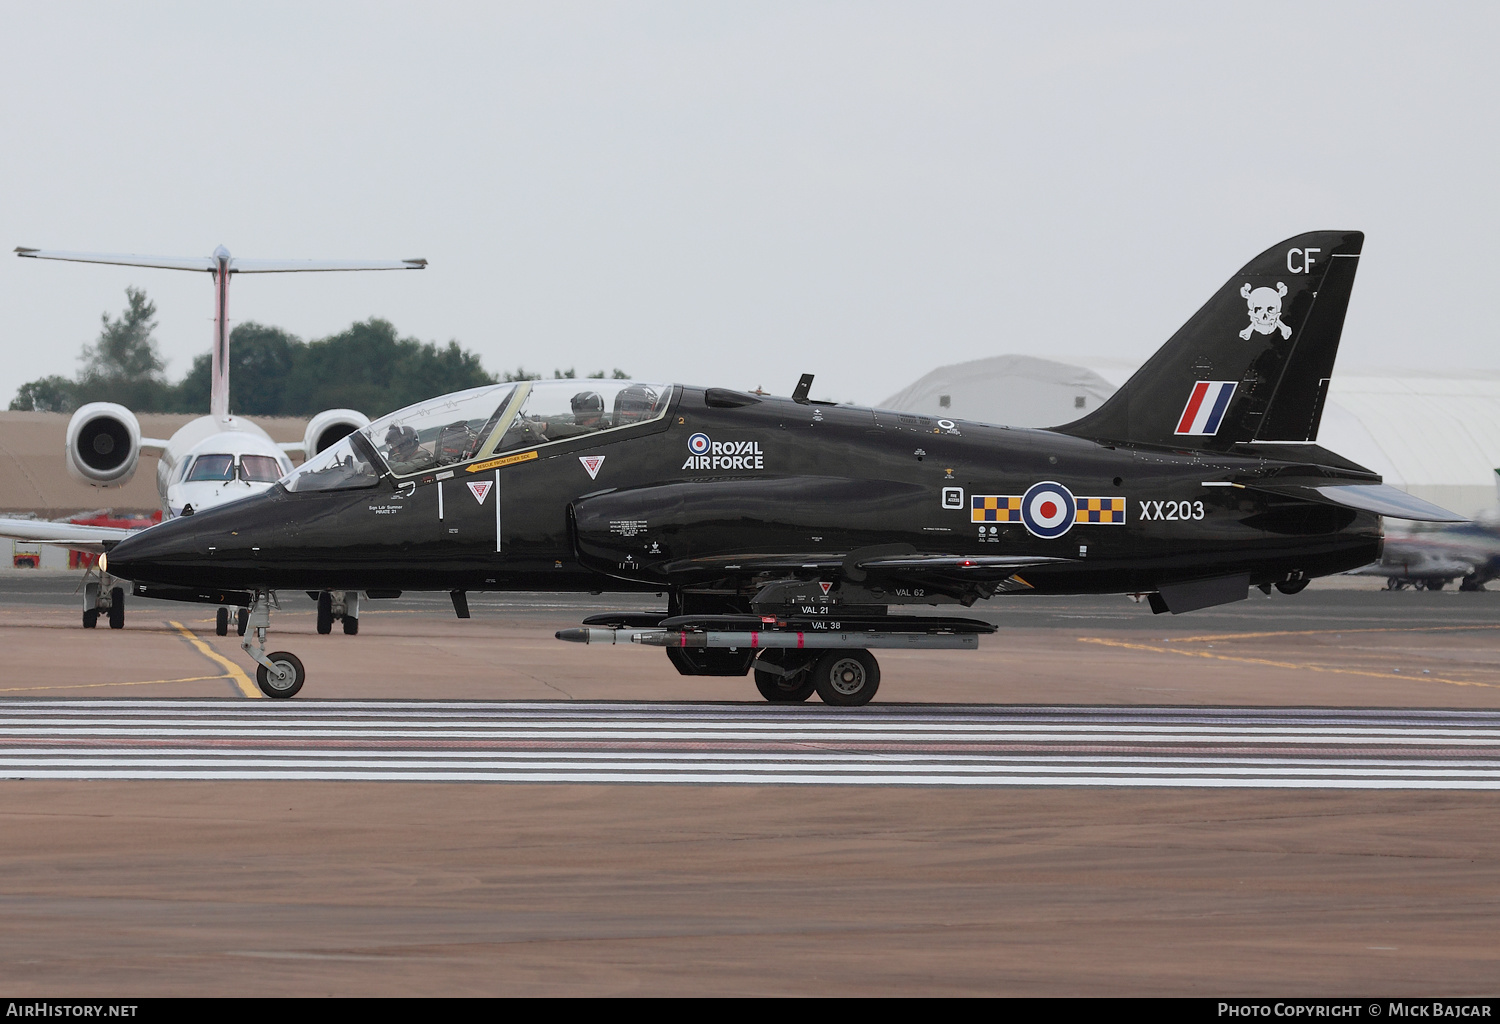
[1238,282,1292,340]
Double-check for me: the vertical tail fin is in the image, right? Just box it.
[1056,230,1363,449]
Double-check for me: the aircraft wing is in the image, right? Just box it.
[14,248,215,272]
[658,551,1069,583]
[0,518,142,554]
[229,258,426,273]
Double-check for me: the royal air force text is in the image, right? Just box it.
[683,440,764,471]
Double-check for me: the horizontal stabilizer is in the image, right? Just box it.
[16,248,426,274]
[229,258,427,273]
[15,248,214,272]
[1247,482,1466,522]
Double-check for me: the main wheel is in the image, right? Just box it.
[1427,578,1447,591]
[237,607,249,636]
[216,607,230,636]
[1275,578,1310,595]
[316,592,334,634]
[753,650,817,702]
[108,588,125,629]
[812,649,880,707]
[82,608,98,629]
[342,615,359,635]
[255,651,306,698]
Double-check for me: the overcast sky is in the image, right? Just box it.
[2,1,1496,409]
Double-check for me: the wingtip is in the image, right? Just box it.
[403,258,428,269]
[14,247,37,256]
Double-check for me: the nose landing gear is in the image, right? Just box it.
[240,590,306,698]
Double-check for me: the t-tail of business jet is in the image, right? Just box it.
[1,245,425,631]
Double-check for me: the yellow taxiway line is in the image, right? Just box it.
[0,674,230,694]
[171,620,261,698]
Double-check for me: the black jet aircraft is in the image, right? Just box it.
[102,230,1463,704]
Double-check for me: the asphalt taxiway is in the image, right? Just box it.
[1,574,1498,995]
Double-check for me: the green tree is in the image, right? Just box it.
[8,375,76,412]
[80,287,166,382]
[281,319,495,417]
[12,288,173,412]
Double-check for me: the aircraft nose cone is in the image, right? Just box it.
[106,516,204,584]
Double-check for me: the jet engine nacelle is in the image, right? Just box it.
[65,402,142,487]
[302,409,370,459]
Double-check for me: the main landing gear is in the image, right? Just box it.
[81,577,125,630]
[315,590,360,635]
[241,590,306,698]
[753,649,881,706]
[560,610,988,707]
[214,606,251,636]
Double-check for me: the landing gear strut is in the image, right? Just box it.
[240,590,305,698]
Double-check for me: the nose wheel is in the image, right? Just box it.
[241,590,308,698]
[255,652,306,699]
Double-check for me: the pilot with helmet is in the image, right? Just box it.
[612,384,659,425]
[541,391,608,440]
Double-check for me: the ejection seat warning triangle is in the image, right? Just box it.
[467,481,493,505]
[579,455,605,480]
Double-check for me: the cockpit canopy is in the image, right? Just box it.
[282,379,671,493]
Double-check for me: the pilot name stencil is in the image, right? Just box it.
[683,433,765,471]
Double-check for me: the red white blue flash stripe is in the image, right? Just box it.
[1175,381,1237,436]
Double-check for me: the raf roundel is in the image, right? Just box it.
[688,432,711,456]
[1021,480,1076,539]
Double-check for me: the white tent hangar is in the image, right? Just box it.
[880,359,1500,518]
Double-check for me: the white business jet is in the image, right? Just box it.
[1,245,425,633]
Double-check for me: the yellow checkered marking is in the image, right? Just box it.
[1075,496,1126,524]
[971,495,1023,523]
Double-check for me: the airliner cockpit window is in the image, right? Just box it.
[238,455,283,483]
[281,436,380,492]
[359,384,520,478]
[186,454,235,482]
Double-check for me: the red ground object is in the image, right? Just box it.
[66,510,162,569]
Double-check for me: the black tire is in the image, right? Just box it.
[82,608,98,629]
[1427,578,1447,591]
[255,651,306,698]
[342,615,359,635]
[316,592,334,634]
[237,607,249,636]
[811,649,880,707]
[753,650,817,702]
[108,588,125,629]
[1275,578,1310,595]
[216,607,230,636]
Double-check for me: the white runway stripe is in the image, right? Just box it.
[0,700,1497,788]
